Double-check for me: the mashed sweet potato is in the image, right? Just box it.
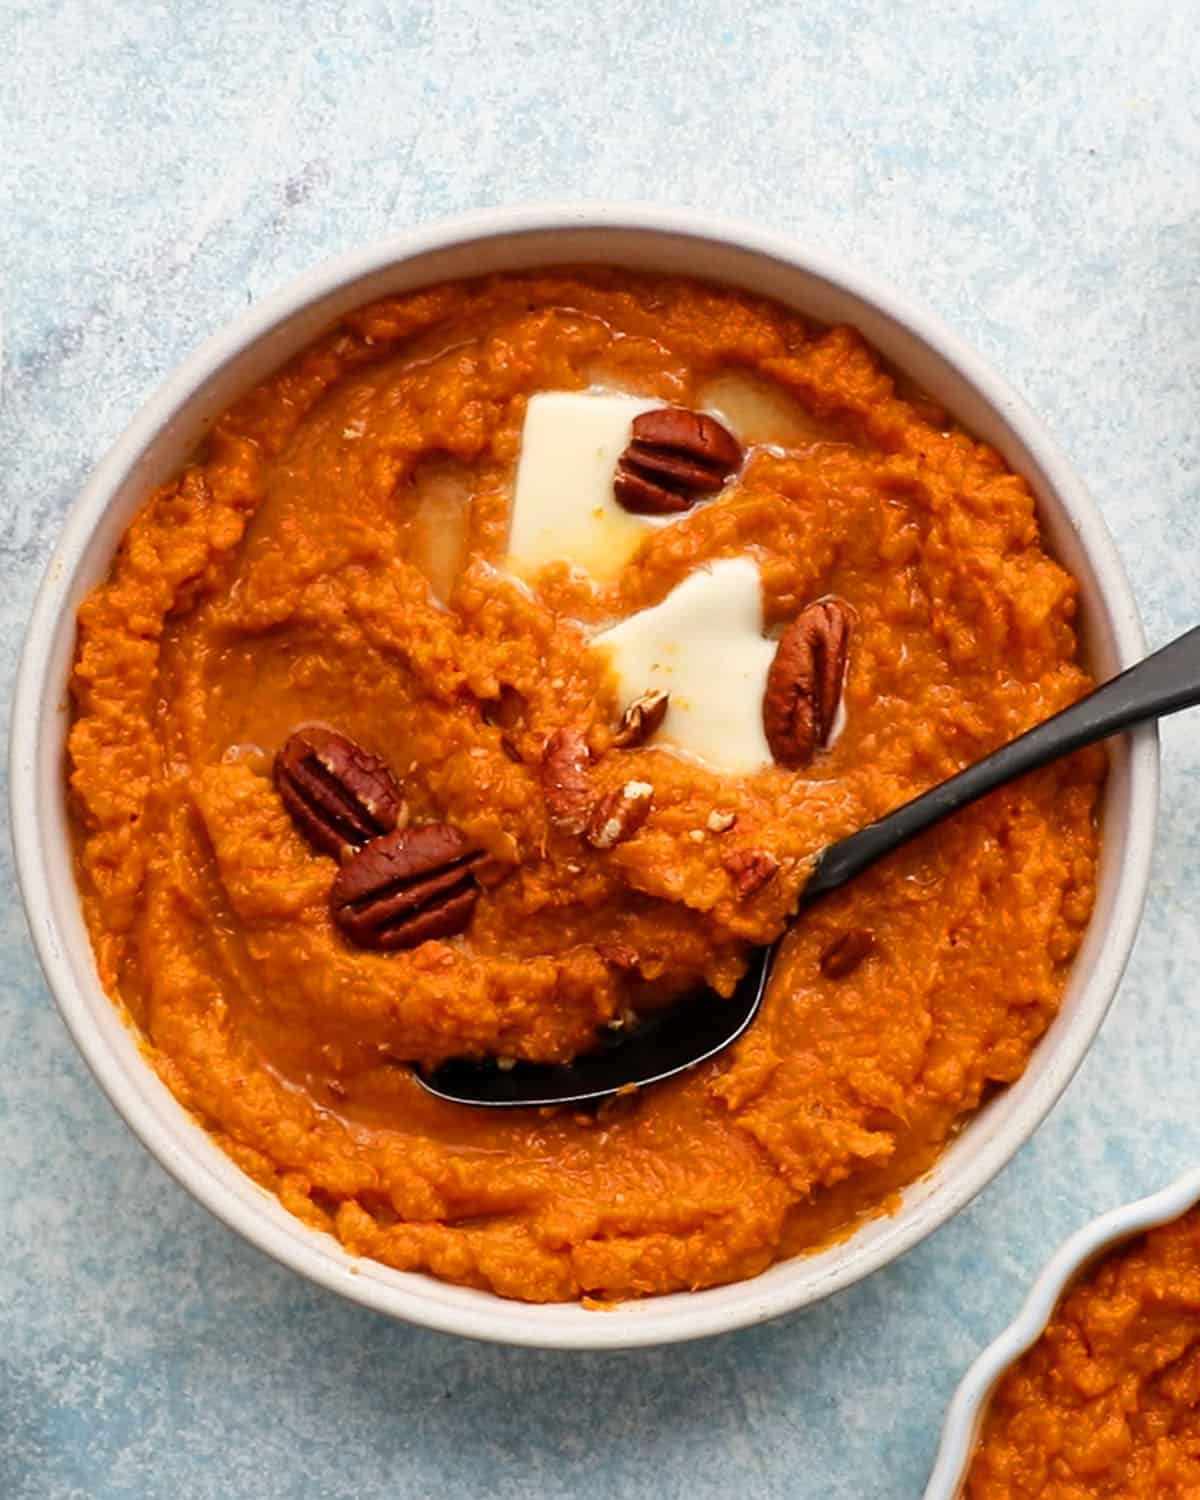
[968,1208,1200,1498]
[68,269,1103,1303]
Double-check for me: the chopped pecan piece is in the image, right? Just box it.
[586,780,653,850]
[722,848,779,899]
[614,408,743,515]
[540,728,593,834]
[596,942,639,971]
[482,686,527,762]
[819,927,876,979]
[612,688,670,749]
[763,597,854,769]
[275,724,406,861]
[330,823,484,951]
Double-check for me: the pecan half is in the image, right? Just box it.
[541,728,593,834]
[819,927,876,979]
[612,688,670,749]
[614,408,743,515]
[275,724,406,861]
[722,848,779,898]
[330,823,484,951]
[586,780,653,850]
[763,597,854,769]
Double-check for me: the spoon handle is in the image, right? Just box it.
[804,623,1200,903]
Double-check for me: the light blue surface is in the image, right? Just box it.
[1,3,1197,1496]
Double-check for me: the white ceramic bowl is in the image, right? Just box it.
[10,203,1158,1349]
[925,1167,1200,1497]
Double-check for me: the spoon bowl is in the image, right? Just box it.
[418,948,774,1108]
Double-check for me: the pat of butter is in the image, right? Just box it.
[507,391,663,580]
[591,558,777,773]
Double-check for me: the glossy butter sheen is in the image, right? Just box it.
[507,390,659,579]
[591,558,777,772]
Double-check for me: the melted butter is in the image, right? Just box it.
[506,382,833,586]
[698,370,844,450]
[408,457,472,603]
[506,391,663,581]
[591,558,776,773]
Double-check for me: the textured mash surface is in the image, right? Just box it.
[968,1208,1200,1497]
[66,269,1101,1303]
[1,0,1197,1495]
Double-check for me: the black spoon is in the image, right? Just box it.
[417,623,1196,1109]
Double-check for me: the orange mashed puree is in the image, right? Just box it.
[968,1208,1200,1498]
[68,269,1103,1303]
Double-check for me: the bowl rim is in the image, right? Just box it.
[10,200,1159,1349]
[924,1165,1200,1498]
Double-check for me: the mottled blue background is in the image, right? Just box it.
[2,3,1198,1496]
